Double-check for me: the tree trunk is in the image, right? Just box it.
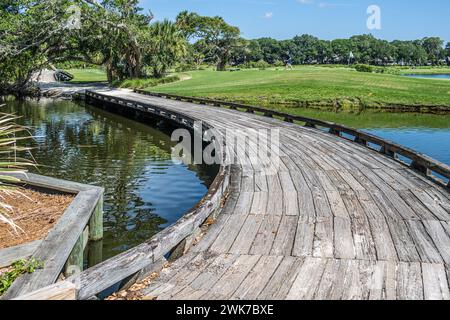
[106,66,113,83]
[216,60,227,71]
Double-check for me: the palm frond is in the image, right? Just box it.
[0,111,35,234]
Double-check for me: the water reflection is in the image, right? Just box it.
[4,98,218,260]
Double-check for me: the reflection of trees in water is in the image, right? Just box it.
[7,99,218,259]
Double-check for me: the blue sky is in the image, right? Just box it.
[139,0,450,43]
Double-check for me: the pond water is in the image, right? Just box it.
[404,74,450,80]
[4,99,218,261]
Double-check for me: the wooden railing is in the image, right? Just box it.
[53,91,231,300]
[134,89,450,189]
[1,173,104,300]
[19,89,446,300]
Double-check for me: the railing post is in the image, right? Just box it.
[304,122,316,128]
[381,145,396,158]
[89,195,103,242]
[64,231,85,277]
[355,136,368,146]
[411,160,431,176]
[329,128,340,136]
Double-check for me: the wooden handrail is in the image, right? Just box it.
[133,89,450,188]
[63,90,449,300]
[63,91,231,300]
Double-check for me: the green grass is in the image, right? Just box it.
[148,66,450,111]
[114,75,180,89]
[67,68,107,83]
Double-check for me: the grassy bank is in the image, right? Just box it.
[147,66,450,111]
[67,68,108,83]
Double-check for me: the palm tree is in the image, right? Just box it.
[145,20,187,78]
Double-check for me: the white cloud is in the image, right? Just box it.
[264,12,274,19]
[297,0,314,4]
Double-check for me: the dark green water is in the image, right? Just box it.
[4,98,218,261]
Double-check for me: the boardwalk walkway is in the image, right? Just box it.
[93,89,450,300]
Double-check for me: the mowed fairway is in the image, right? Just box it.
[151,66,450,110]
[68,68,107,83]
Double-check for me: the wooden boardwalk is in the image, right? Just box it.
[92,89,450,300]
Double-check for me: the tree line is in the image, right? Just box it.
[240,35,450,67]
[1,1,449,97]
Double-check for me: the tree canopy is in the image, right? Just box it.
[1,2,449,97]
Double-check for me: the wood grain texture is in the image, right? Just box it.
[73,89,450,300]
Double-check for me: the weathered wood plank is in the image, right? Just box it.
[406,220,443,264]
[229,215,264,254]
[12,281,76,301]
[3,189,103,299]
[271,216,298,256]
[0,240,42,268]
[76,89,450,301]
[286,257,327,300]
[422,263,450,300]
[201,255,261,299]
[249,215,282,255]
[232,255,283,299]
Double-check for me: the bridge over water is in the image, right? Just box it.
[63,89,450,300]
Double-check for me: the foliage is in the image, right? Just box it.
[242,34,447,67]
[144,20,187,78]
[0,0,154,94]
[240,60,271,70]
[0,112,35,231]
[0,259,43,296]
[355,64,374,73]
[176,11,242,71]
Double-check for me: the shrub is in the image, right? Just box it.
[354,64,374,73]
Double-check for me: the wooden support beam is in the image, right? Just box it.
[329,128,340,136]
[411,160,431,176]
[381,145,396,158]
[87,240,103,268]
[13,281,76,300]
[89,195,104,242]
[64,230,85,278]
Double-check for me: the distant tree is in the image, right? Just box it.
[331,39,352,63]
[421,37,445,65]
[445,42,450,65]
[391,40,427,65]
[175,11,241,71]
[144,20,187,78]
[250,38,283,64]
[292,34,320,64]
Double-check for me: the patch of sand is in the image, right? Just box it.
[0,187,74,249]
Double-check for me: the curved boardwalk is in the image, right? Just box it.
[96,89,450,300]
